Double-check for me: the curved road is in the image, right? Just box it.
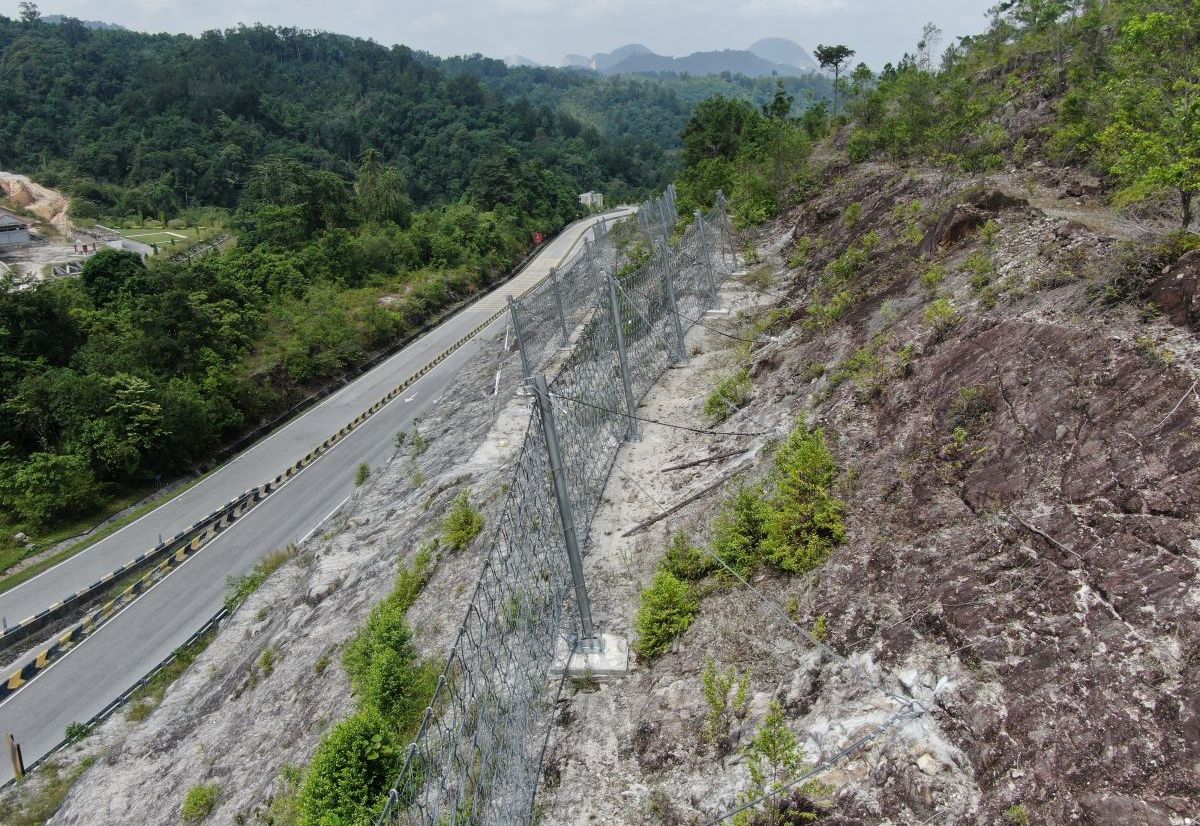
[0,208,632,783]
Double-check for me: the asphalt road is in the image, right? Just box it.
[0,208,631,783]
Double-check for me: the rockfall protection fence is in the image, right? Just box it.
[375,192,737,825]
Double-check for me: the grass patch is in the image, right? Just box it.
[1133,334,1175,367]
[181,782,219,822]
[0,757,96,826]
[224,544,298,613]
[1003,804,1031,826]
[355,463,371,486]
[704,369,753,423]
[125,624,218,722]
[441,489,484,552]
[831,335,916,403]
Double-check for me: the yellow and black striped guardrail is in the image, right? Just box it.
[0,212,630,701]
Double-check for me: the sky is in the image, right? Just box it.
[10,1,998,70]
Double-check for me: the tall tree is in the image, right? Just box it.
[814,44,856,116]
[761,80,795,120]
[354,149,412,227]
[1099,7,1200,228]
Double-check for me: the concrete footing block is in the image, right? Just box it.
[705,308,731,317]
[552,633,630,680]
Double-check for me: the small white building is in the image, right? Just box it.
[0,209,30,248]
[579,191,604,209]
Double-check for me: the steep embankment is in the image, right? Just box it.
[536,161,1199,824]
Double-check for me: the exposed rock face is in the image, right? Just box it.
[1149,249,1200,328]
[769,165,1199,822]
[918,188,1030,256]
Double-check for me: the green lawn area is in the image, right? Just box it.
[118,226,206,248]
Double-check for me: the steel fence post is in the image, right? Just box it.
[507,296,534,384]
[657,199,672,243]
[695,210,720,310]
[716,189,735,270]
[658,241,688,364]
[532,374,596,647]
[605,273,642,442]
[549,266,569,347]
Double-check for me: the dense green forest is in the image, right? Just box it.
[0,13,685,537]
[0,16,669,216]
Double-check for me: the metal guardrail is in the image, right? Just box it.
[1,607,229,788]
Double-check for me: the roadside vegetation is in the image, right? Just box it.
[272,490,482,825]
[635,416,844,659]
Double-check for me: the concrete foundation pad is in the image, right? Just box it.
[705,308,732,317]
[552,633,630,680]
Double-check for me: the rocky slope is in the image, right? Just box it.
[535,161,1199,824]
[9,160,1197,826]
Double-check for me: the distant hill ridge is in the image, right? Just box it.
[556,38,818,78]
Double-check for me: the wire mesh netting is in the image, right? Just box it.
[377,192,736,826]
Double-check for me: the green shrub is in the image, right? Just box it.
[409,427,428,457]
[702,659,750,744]
[964,251,996,292]
[920,262,947,291]
[762,420,845,574]
[843,202,862,229]
[847,129,874,163]
[662,530,715,581]
[441,489,484,551]
[710,484,771,578]
[734,701,821,825]
[355,463,371,486]
[923,298,960,341]
[64,721,90,742]
[297,710,397,826]
[704,369,752,423]
[634,571,699,659]
[342,598,430,725]
[181,783,219,822]
[1003,804,1031,826]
